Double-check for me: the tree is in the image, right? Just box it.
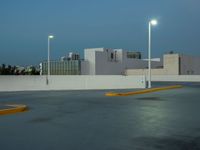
[29,66,39,75]
[1,64,6,75]
[7,65,12,75]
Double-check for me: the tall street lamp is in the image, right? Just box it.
[148,19,157,88]
[47,35,54,85]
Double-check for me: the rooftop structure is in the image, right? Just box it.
[40,48,200,76]
[126,53,200,75]
[82,48,162,75]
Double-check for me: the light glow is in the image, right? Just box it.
[150,20,158,26]
[48,35,54,39]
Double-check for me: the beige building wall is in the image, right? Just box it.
[163,54,179,75]
[126,54,180,75]
[180,54,200,75]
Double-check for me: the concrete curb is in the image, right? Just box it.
[105,85,183,97]
[0,104,28,115]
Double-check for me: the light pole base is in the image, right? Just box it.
[46,77,49,85]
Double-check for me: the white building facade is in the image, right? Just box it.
[82,48,162,75]
[40,48,200,76]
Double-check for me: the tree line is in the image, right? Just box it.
[0,64,40,75]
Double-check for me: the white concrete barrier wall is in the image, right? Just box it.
[0,75,146,92]
[151,75,200,82]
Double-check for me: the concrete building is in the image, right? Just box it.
[60,52,80,61]
[40,60,81,75]
[126,53,200,75]
[40,48,200,76]
[40,52,81,75]
[40,48,162,75]
[82,48,162,75]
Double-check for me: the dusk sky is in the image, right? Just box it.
[0,0,200,66]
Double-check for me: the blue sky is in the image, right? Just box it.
[0,0,200,66]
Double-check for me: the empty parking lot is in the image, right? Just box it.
[0,82,200,150]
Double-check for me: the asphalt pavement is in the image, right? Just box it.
[0,82,200,150]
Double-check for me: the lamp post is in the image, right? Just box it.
[148,19,157,88]
[47,35,54,85]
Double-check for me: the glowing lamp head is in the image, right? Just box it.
[150,20,158,26]
[48,35,54,39]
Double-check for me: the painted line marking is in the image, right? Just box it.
[0,104,28,115]
[105,85,183,97]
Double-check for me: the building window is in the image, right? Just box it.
[127,52,141,59]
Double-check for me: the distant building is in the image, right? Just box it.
[82,48,161,75]
[60,52,80,61]
[40,52,81,75]
[126,53,200,75]
[40,48,200,76]
[40,60,81,75]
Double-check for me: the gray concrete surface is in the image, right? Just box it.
[0,75,146,92]
[0,82,200,150]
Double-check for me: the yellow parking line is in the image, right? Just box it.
[0,104,28,115]
[105,85,183,97]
